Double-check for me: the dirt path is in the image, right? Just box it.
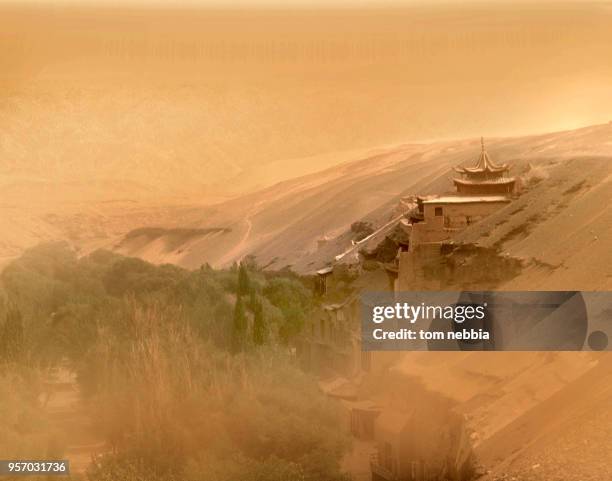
[216,217,253,267]
[43,365,106,476]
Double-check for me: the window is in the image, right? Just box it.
[434,206,443,216]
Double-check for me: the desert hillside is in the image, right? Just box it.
[3,123,611,288]
[3,2,612,276]
[2,5,610,481]
[113,123,612,290]
[394,351,612,480]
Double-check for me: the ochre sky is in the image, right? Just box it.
[10,0,605,5]
[1,2,611,194]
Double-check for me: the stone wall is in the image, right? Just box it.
[397,243,522,291]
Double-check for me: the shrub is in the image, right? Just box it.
[83,303,349,481]
[350,221,374,241]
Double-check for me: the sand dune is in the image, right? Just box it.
[3,123,611,290]
[456,125,612,290]
[394,351,611,479]
[114,123,612,291]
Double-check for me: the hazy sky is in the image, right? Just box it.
[9,0,606,5]
[1,1,611,193]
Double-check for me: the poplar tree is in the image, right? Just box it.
[1,306,24,362]
[253,299,266,346]
[238,262,250,296]
[231,296,247,353]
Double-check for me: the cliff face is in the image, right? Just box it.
[397,243,523,291]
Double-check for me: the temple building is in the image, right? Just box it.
[453,138,516,195]
[404,138,514,249]
[393,138,518,290]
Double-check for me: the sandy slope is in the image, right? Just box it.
[114,124,612,285]
[113,141,458,269]
[3,118,611,479]
[0,173,223,269]
[477,354,612,480]
[456,157,612,290]
[3,123,611,287]
[394,351,612,479]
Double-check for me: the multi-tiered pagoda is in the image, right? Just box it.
[453,138,515,195]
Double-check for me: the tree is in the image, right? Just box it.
[350,221,374,241]
[242,254,258,271]
[237,262,250,297]
[252,299,266,346]
[231,296,248,353]
[278,305,304,345]
[1,306,24,362]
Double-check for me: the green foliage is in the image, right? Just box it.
[238,262,251,296]
[0,243,347,481]
[232,296,248,352]
[1,306,24,362]
[350,221,374,241]
[252,298,266,346]
[103,257,184,298]
[82,304,349,481]
[0,243,313,360]
[263,278,312,344]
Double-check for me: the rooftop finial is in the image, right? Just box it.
[481,136,485,152]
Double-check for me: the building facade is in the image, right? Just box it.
[453,137,516,195]
[395,138,517,291]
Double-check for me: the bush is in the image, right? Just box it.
[350,221,374,241]
[83,303,349,481]
[0,244,347,480]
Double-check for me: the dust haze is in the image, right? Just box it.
[2,2,612,194]
[1,2,611,481]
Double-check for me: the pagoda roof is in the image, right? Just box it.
[455,138,509,174]
[423,195,510,204]
[453,177,516,186]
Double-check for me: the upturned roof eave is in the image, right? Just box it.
[454,138,509,174]
[452,177,516,186]
[455,166,510,174]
